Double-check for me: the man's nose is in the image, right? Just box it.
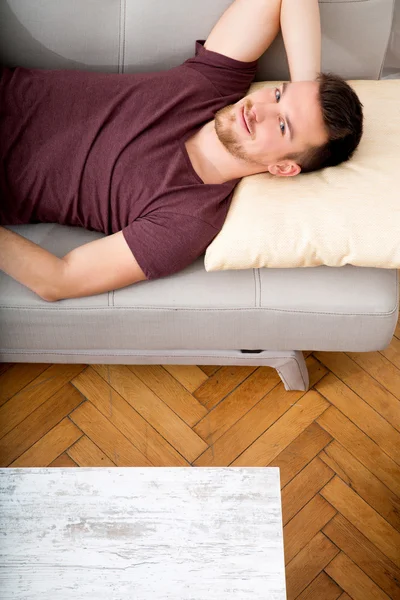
[253,102,275,124]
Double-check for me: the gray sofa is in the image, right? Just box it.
[0,0,398,392]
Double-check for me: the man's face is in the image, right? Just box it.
[214,81,328,176]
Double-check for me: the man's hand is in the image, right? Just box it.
[0,227,146,301]
[280,0,321,81]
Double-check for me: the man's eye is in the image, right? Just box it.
[275,88,281,102]
[280,119,285,135]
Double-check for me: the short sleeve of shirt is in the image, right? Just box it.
[182,39,258,97]
[122,212,220,280]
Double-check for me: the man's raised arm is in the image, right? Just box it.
[204,0,321,81]
[280,0,321,81]
[204,0,282,62]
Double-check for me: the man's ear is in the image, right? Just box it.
[267,161,301,177]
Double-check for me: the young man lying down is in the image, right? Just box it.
[0,0,363,301]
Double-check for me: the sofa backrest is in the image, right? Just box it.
[0,0,395,80]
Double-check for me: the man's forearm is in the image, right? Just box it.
[0,226,65,301]
[280,0,321,81]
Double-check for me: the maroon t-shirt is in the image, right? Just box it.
[0,41,257,279]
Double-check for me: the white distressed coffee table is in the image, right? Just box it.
[0,467,287,599]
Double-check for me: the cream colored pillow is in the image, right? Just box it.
[205,80,400,272]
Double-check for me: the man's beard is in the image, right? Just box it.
[214,99,263,167]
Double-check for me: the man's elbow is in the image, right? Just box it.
[38,287,62,302]
[38,259,68,302]
[40,292,60,302]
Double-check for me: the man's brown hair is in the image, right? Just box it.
[284,72,364,174]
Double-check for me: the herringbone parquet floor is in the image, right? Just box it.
[1,305,399,598]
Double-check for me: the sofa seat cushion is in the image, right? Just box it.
[0,224,398,359]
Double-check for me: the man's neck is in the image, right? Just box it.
[185,120,264,184]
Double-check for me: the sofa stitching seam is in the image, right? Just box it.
[0,306,397,316]
[258,269,262,307]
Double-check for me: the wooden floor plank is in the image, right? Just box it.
[161,364,208,393]
[0,364,86,439]
[285,532,339,599]
[193,365,258,410]
[127,365,208,425]
[194,358,328,467]
[0,363,49,406]
[72,367,189,466]
[67,436,116,467]
[281,457,334,526]
[0,363,12,377]
[193,366,280,443]
[69,401,152,467]
[194,382,305,467]
[0,383,84,467]
[49,453,78,467]
[295,572,343,600]
[321,477,400,568]
[314,352,400,431]
[233,391,329,467]
[283,495,337,565]
[199,365,220,376]
[325,552,391,599]
[319,441,400,531]
[346,350,400,402]
[315,372,400,465]
[380,336,400,370]
[317,407,400,497]
[9,418,83,467]
[270,423,333,487]
[323,514,400,599]
[88,365,207,462]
